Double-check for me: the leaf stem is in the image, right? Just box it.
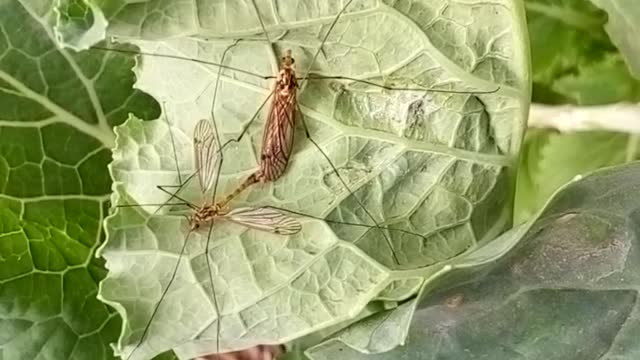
[529,103,640,134]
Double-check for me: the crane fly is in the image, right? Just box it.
[96,1,499,340]
[115,111,442,360]
[186,119,302,236]
[214,48,297,208]
[113,47,466,356]
[98,1,505,358]
[104,1,499,268]
[117,114,445,360]
[201,0,496,266]
[124,117,301,360]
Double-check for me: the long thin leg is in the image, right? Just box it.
[301,75,501,93]
[116,202,189,208]
[297,0,357,93]
[249,0,278,68]
[127,229,194,360]
[247,0,401,264]
[156,185,197,210]
[294,0,403,265]
[205,41,237,356]
[217,89,275,155]
[92,43,500,95]
[148,103,198,216]
[205,35,276,172]
[296,104,402,265]
[204,221,222,354]
[162,101,183,183]
[263,205,429,241]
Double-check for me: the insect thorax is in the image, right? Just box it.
[189,204,224,229]
[277,68,298,93]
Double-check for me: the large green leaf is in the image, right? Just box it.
[526,0,609,85]
[0,0,156,359]
[84,0,529,359]
[590,0,640,80]
[323,162,640,359]
[525,0,640,104]
[552,53,640,104]
[514,130,638,223]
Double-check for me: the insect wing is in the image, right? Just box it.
[193,119,220,193]
[225,207,301,235]
[258,87,296,182]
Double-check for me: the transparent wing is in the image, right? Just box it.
[193,119,219,193]
[225,207,302,235]
[258,83,296,182]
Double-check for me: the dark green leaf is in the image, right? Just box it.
[0,0,156,359]
[590,0,640,80]
[514,130,637,223]
[321,162,640,359]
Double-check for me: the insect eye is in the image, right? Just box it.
[290,58,295,64]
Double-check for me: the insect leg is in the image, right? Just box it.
[297,0,357,92]
[151,102,199,215]
[155,185,197,210]
[203,40,235,356]
[91,44,274,81]
[296,104,402,265]
[127,229,194,360]
[162,101,183,183]
[111,101,197,214]
[203,220,222,355]
[262,205,426,239]
[217,89,275,154]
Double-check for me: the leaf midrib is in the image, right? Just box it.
[14,0,115,147]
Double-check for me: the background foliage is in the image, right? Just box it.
[516,0,640,223]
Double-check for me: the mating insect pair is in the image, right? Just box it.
[102,49,501,360]
[97,41,501,269]
[113,46,495,359]
[180,118,302,236]
[150,46,323,242]
[99,1,504,359]
[117,45,309,360]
